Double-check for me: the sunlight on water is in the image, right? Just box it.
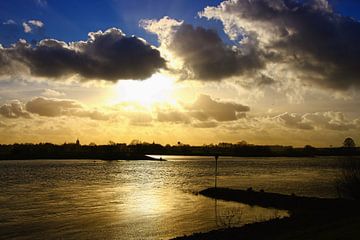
[0,156,351,239]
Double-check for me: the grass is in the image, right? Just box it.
[173,187,360,240]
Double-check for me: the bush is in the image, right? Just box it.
[217,207,243,228]
[336,158,360,200]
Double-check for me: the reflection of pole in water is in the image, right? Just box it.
[214,198,219,226]
[214,155,219,226]
[214,155,219,188]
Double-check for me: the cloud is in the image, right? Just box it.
[25,97,109,120]
[142,17,264,81]
[0,97,110,121]
[303,112,358,131]
[0,100,31,119]
[200,0,360,90]
[22,20,44,33]
[42,89,66,97]
[0,121,7,128]
[275,111,358,131]
[276,112,314,130]
[170,24,264,80]
[127,112,153,126]
[22,22,32,33]
[191,121,219,128]
[157,94,250,125]
[157,111,190,124]
[28,20,44,28]
[140,17,183,48]
[188,94,250,121]
[0,28,166,82]
[3,19,16,25]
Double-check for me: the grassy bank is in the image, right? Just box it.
[173,188,360,240]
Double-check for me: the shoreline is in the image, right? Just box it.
[0,155,165,161]
[173,188,360,240]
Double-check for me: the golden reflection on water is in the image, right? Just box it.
[0,158,304,239]
[125,188,174,216]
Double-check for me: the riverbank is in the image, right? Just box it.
[174,188,360,240]
[0,143,166,161]
[0,154,163,161]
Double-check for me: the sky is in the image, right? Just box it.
[0,0,360,147]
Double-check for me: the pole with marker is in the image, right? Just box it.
[214,155,219,226]
[215,155,219,188]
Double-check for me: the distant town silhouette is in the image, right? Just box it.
[0,138,358,160]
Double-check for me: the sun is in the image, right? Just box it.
[110,73,176,107]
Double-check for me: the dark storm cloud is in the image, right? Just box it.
[0,28,166,81]
[201,0,360,90]
[169,24,264,81]
[272,0,360,89]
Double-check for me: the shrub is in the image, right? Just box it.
[336,158,360,200]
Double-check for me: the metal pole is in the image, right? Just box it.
[215,155,218,188]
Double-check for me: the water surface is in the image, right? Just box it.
[0,156,351,239]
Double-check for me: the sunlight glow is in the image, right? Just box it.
[110,73,176,107]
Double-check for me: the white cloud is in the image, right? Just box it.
[22,20,44,33]
[140,16,183,47]
[28,20,44,28]
[22,22,32,33]
[3,19,16,25]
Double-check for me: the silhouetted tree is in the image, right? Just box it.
[343,137,356,148]
[130,139,141,145]
[304,145,316,155]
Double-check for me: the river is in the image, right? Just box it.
[0,156,355,239]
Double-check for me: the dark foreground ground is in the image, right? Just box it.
[173,188,360,240]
